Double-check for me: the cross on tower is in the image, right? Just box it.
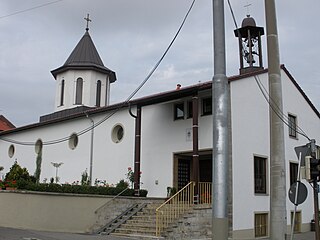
[244,3,252,17]
[84,13,92,31]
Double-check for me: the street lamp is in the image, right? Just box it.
[51,162,63,183]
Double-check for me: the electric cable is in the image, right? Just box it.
[0,0,64,19]
[0,0,196,146]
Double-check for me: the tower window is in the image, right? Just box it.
[96,80,102,107]
[75,78,83,105]
[60,79,65,106]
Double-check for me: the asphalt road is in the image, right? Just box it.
[0,227,316,240]
[0,227,142,240]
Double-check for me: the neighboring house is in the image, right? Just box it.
[0,16,319,238]
[0,115,15,132]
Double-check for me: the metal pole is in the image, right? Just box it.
[264,1,287,239]
[312,179,320,240]
[310,139,320,240]
[212,0,229,239]
[85,113,95,186]
[192,94,199,201]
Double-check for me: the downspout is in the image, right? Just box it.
[85,112,94,186]
[192,94,199,202]
[129,104,142,196]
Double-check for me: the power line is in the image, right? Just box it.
[0,0,196,146]
[0,0,64,19]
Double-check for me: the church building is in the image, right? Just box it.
[0,15,319,237]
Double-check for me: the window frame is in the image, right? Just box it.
[96,80,102,107]
[289,162,298,187]
[254,212,268,237]
[201,97,212,116]
[254,155,268,194]
[174,102,185,120]
[75,78,83,105]
[59,79,65,106]
[288,113,298,139]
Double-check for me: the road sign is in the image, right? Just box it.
[288,182,308,205]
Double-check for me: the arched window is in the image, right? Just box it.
[60,79,65,106]
[96,80,102,107]
[75,78,83,105]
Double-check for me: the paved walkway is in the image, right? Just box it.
[0,227,316,240]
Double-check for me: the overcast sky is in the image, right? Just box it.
[0,0,319,127]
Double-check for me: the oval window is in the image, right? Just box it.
[111,124,124,143]
[8,145,15,158]
[69,133,79,150]
[35,139,43,154]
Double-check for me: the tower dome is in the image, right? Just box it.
[241,15,257,28]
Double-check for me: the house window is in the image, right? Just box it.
[291,211,301,233]
[255,213,268,237]
[60,79,65,106]
[174,102,184,120]
[254,156,267,194]
[202,97,212,116]
[289,162,298,186]
[187,101,193,118]
[288,114,297,138]
[112,124,124,143]
[75,78,83,105]
[96,80,102,107]
[69,133,79,150]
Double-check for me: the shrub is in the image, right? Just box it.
[16,181,148,197]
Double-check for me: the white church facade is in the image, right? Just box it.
[0,16,319,236]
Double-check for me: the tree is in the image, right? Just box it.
[5,161,31,181]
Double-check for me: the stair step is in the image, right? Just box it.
[114,227,156,235]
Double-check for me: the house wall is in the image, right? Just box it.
[230,70,320,233]
[0,109,135,186]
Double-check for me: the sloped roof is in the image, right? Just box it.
[0,115,15,131]
[0,65,318,136]
[51,30,116,82]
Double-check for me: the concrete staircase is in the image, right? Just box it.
[110,203,160,239]
[109,203,212,239]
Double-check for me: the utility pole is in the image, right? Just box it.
[212,0,229,239]
[264,1,287,239]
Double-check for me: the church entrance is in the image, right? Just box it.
[173,150,212,190]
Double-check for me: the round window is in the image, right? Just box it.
[35,139,43,154]
[112,124,124,143]
[8,145,15,158]
[69,133,79,150]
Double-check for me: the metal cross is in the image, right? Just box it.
[84,13,92,31]
[244,3,252,16]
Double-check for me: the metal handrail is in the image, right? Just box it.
[198,182,212,205]
[156,182,195,236]
[94,187,129,214]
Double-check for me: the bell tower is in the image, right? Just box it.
[234,15,264,74]
[50,15,116,112]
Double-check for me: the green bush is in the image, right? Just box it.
[16,181,148,197]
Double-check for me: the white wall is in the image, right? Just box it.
[54,69,110,112]
[231,70,320,231]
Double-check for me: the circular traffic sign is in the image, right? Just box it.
[288,182,308,205]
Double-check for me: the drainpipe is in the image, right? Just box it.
[129,104,142,196]
[192,94,199,202]
[85,113,94,186]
